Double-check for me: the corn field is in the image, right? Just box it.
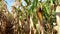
[0,0,60,34]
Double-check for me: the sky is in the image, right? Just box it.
[5,0,27,13]
[5,0,45,13]
[5,0,15,13]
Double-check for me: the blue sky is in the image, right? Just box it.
[5,0,45,13]
[5,0,26,13]
[5,0,15,12]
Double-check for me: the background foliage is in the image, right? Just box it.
[0,0,57,34]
